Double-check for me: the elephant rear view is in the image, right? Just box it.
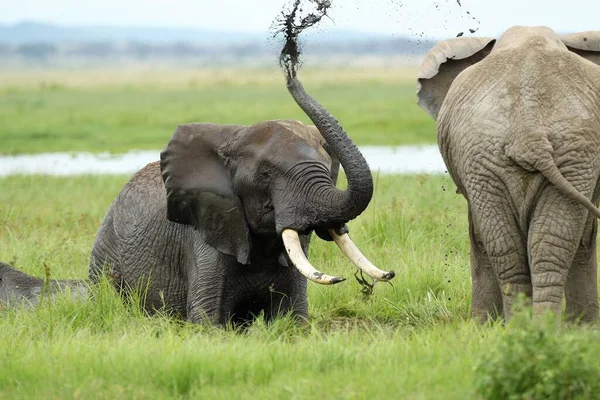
[90,76,393,327]
[417,26,600,322]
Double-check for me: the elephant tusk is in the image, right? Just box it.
[281,229,346,285]
[328,229,395,282]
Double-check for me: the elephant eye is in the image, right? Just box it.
[257,165,273,180]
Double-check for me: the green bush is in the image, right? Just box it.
[474,307,600,400]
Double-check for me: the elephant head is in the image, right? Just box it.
[160,78,394,285]
[417,28,600,120]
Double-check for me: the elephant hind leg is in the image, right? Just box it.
[469,190,531,321]
[565,217,599,323]
[468,207,503,323]
[528,186,589,320]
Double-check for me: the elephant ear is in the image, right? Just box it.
[417,37,496,120]
[562,31,600,67]
[160,123,251,265]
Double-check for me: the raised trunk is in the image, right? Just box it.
[286,77,373,223]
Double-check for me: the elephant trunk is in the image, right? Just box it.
[286,77,373,224]
[278,78,393,285]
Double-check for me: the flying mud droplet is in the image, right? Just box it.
[454,0,480,36]
[271,0,333,80]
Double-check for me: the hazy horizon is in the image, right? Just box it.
[3,0,599,40]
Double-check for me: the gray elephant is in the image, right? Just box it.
[417,26,600,323]
[0,261,87,307]
[89,76,394,327]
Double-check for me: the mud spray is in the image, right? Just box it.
[271,0,481,67]
[454,0,480,37]
[271,0,333,80]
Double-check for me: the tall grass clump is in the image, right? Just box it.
[474,301,600,400]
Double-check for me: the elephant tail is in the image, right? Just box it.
[536,157,600,219]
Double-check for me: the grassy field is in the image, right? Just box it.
[0,67,434,154]
[1,172,599,399]
[1,68,600,399]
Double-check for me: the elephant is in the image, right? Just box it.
[89,76,394,327]
[417,26,600,323]
[0,261,87,308]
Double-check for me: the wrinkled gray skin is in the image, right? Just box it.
[90,77,373,327]
[0,262,87,307]
[417,26,600,323]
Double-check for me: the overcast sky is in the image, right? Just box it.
[2,0,598,39]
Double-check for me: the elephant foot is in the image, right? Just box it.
[565,302,599,324]
[471,307,502,324]
[532,301,561,317]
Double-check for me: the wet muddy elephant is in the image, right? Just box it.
[90,77,394,327]
[417,26,600,323]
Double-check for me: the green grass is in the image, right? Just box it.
[0,67,434,154]
[1,173,599,399]
[1,67,599,398]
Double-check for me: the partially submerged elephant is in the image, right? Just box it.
[0,261,87,308]
[90,76,394,327]
[418,26,600,322]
